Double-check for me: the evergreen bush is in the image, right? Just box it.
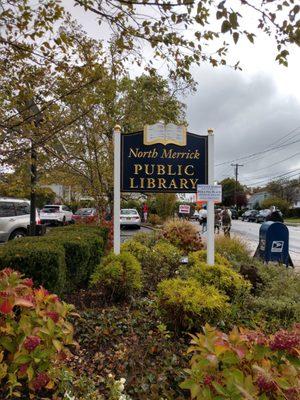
[182,261,251,300]
[0,240,66,294]
[157,278,229,331]
[91,251,142,301]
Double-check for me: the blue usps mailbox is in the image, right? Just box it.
[255,221,293,267]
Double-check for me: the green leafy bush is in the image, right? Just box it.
[0,240,66,294]
[91,251,142,301]
[229,264,300,332]
[132,231,163,247]
[162,219,203,253]
[122,239,182,291]
[121,240,150,265]
[157,278,229,331]
[181,324,300,399]
[182,261,251,300]
[48,229,105,287]
[147,213,163,226]
[188,249,231,267]
[0,269,74,398]
[215,236,251,270]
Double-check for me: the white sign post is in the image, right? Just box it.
[113,125,121,254]
[207,129,215,265]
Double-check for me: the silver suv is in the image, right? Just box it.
[0,198,40,242]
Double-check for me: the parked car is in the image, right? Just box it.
[230,209,239,220]
[120,208,141,229]
[40,204,73,226]
[255,209,271,223]
[241,209,258,222]
[0,197,40,242]
[72,208,98,224]
[248,210,259,222]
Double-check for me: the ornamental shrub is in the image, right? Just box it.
[162,218,203,253]
[48,229,105,287]
[215,236,251,270]
[157,278,229,331]
[147,213,163,226]
[121,240,150,265]
[122,240,182,291]
[0,269,74,398]
[182,261,251,300]
[0,240,66,294]
[91,251,142,301]
[133,231,163,247]
[232,263,300,332]
[181,324,300,400]
[188,249,231,267]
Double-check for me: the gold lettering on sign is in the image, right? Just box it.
[180,179,189,189]
[184,165,194,176]
[145,164,154,175]
[190,178,198,189]
[140,177,145,189]
[130,178,138,189]
[157,164,166,175]
[147,178,156,188]
[169,179,178,189]
[167,165,176,176]
[134,164,142,175]
[158,178,167,189]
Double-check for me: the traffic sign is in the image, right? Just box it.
[197,184,222,202]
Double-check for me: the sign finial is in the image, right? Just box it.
[114,124,121,133]
[207,128,214,135]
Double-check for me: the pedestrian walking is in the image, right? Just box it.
[221,207,232,237]
[142,202,149,223]
[214,210,221,234]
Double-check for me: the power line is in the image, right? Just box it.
[245,168,300,186]
[242,150,300,173]
[216,126,300,167]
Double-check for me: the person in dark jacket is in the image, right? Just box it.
[266,206,284,223]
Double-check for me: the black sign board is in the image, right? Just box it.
[121,131,208,193]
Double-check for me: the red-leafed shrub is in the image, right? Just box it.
[0,269,75,398]
[162,218,203,253]
[181,324,300,399]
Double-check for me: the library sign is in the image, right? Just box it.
[121,123,208,193]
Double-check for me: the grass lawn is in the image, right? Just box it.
[285,218,300,223]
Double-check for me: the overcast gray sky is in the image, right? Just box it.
[65,1,300,187]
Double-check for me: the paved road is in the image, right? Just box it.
[120,225,153,243]
[120,219,300,267]
[199,219,300,267]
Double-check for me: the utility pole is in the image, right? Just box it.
[25,99,43,235]
[231,163,243,210]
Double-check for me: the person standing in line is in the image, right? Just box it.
[221,207,232,237]
[142,202,149,222]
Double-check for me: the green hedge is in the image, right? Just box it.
[0,240,66,294]
[0,225,108,293]
[48,228,105,287]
